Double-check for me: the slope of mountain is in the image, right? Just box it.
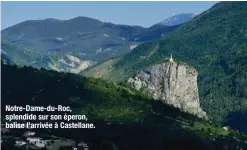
[130,24,181,42]
[157,13,196,26]
[82,2,247,126]
[2,62,247,149]
[1,51,12,64]
[1,40,41,65]
[1,40,95,73]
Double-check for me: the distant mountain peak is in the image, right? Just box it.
[43,18,61,22]
[65,16,102,23]
[157,13,196,26]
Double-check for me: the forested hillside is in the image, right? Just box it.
[83,2,247,126]
[1,61,247,149]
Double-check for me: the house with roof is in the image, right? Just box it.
[26,137,48,148]
[23,131,36,137]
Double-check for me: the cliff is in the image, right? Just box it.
[127,61,207,119]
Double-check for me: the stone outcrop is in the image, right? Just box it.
[127,61,207,118]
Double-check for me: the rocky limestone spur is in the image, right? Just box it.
[127,61,207,119]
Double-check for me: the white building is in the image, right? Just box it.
[23,131,36,136]
[26,137,47,148]
[15,140,27,146]
[222,126,229,131]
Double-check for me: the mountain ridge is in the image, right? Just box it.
[157,13,196,26]
[1,14,183,73]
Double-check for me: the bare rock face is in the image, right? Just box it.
[127,61,207,119]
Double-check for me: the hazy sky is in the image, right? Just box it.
[1,1,218,29]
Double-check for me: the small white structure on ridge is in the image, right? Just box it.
[169,53,174,63]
